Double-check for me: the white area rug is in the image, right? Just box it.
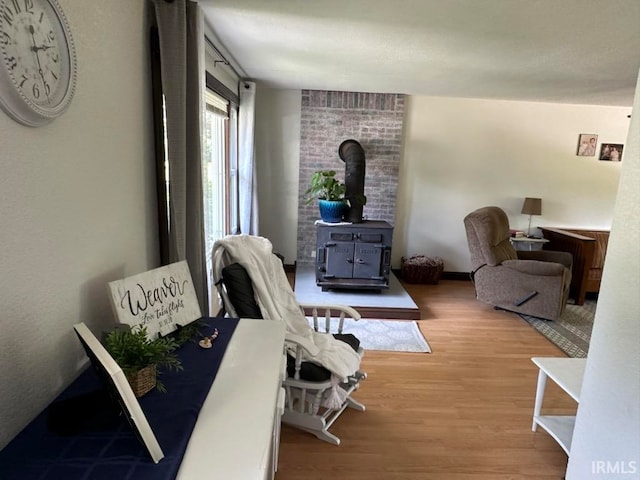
[309,317,431,353]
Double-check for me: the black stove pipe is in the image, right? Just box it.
[339,139,366,223]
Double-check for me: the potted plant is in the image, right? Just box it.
[104,325,183,397]
[304,170,347,223]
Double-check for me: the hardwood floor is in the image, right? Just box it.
[276,279,574,480]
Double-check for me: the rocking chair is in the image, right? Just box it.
[210,234,366,445]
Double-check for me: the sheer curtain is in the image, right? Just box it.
[150,0,208,312]
[238,81,259,235]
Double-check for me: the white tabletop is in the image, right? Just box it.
[511,237,549,243]
[177,319,285,480]
[531,357,587,402]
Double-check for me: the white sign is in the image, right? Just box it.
[108,261,202,338]
[73,323,164,463]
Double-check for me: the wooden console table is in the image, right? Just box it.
[539,227,610,305]
[531,357,587,455]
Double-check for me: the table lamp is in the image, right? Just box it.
[521,197,542,237]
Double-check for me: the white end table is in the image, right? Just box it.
[531,357,587,455]
[511,237,549,251]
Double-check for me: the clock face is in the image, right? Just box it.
[0,0,76,126]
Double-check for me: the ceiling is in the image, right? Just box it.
[200,0,640,107]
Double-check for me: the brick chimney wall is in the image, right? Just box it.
[297,90,405,265]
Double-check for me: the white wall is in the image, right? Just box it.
[0,0,157,449]
[397,96,630,271]
[254,87,301,263]
[566,72,639,479]
[255,91,631,270]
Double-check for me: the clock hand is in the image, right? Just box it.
[31,43,54,52]
[28,24,51,102]
[28,24,39,50]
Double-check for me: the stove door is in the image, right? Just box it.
[325,242,355,279]
[353,243,383,279]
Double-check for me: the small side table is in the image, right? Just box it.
[511,236,549,251]
[531,357,587,455]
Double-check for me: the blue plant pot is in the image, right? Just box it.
[318,199,346,223]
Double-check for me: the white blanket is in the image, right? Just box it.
[212,235,361,381]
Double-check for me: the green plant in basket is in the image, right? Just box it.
[104,325,183,394]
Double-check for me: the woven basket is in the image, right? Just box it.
[126,364,157,398]
[401,255,444,284]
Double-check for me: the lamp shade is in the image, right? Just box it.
[521,197,542,216]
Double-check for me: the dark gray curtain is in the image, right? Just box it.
[150,0,207,313]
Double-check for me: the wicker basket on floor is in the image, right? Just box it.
[401,255,444,284]
[126,364,157,397]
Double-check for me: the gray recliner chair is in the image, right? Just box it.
[464,206,572,321]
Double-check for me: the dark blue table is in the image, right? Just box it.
[0,318,239,480]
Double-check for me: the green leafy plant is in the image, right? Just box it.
[304,170,346,204]
[170,319,207,347]
[104,325,183,393]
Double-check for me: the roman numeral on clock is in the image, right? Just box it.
[2,6,14,27]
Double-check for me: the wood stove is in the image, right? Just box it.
[315,220,393,292]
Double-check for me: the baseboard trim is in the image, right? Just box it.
[442,271,472,281]
[391,269,471,282]
[293,265,470,282]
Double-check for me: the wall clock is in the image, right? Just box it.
[0,0,77,127]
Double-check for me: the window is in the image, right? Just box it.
[202,89,238,261]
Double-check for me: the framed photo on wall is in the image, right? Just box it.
[599,143,624,162]
[576,134,598,156]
